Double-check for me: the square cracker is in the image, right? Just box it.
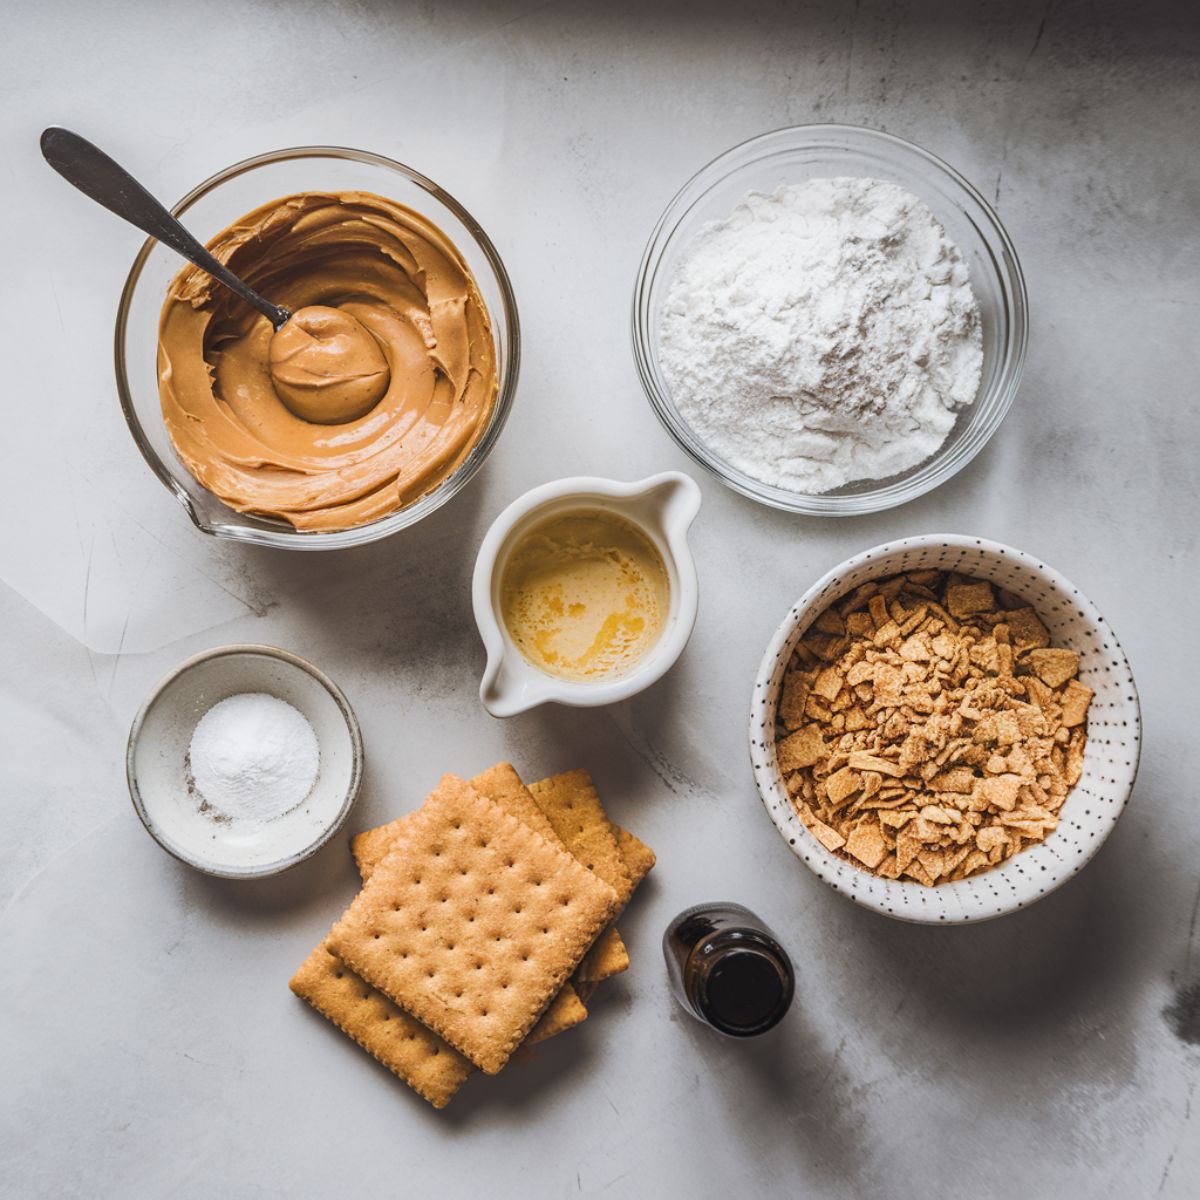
[291,765,592,1106]
[328,775,618,1075]
[576,928,630,985]
[289,918,587,1112]
[350,768,656,1006]
[350,818,410,886]
[576,821,658,983]
[352,763,589,1043]
[528,771,633,902]
[289,940,472,1109]
[612,823,657,886]
[526,983,588,1045]
[351,762,561,881]
[529,774,656,984]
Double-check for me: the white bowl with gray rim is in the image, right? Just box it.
[127,644,363,878]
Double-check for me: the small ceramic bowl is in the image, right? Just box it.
[750,535,1141,923]
[127,644,363,878]
[473,472,702,717]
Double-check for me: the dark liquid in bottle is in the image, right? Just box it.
[663,902,794,1037]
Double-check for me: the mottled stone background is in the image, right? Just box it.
[2,2,1197,1196]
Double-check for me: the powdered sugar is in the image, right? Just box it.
[658,177,983,494]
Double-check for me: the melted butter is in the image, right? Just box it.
[500,511,670,682]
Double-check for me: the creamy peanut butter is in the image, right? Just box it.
[157,191,498,531]
[500,511,670,682]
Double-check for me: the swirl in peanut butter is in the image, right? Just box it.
[157,191,498,532]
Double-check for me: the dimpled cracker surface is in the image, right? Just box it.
[529,771,634,902]
[350,816,410,884]
[352,763,562,883]
[357,815,630,987]
[469,761,562,844]
[530,773,651,984]
[578,826,655,983]
[289,940,472,1109]
[350,763,590,1044]
[328,774,618,1075]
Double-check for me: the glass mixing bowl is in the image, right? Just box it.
[116,146,519,549]
[631,125,1028,515]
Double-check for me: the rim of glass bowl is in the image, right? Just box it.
[631,123,1029,516]
[114,145,520,550]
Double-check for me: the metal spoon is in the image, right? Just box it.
[40,126,291,330]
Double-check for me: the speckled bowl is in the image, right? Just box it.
[750,535,1141,923]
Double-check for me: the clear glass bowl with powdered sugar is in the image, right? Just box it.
[632,125,1028,515]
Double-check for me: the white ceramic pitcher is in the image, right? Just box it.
[473,472,702,717]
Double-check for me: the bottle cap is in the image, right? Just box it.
[694,944,792,1036]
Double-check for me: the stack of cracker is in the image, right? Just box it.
[289,763,655,1108]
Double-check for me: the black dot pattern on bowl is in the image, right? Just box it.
[747,536,1142,925]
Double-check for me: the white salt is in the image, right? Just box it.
[187,692,319,823]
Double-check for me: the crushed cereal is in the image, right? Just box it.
[773,570,1092,885]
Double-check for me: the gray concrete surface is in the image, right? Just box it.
[2,1,1198,1196]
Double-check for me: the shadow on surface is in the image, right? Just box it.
[847,802,1153,1032]
[441,1006,607,1128]
[446,876,659,1124]
[222,474,490,675]
[667,981,871,1191]
[180,825,358,922]
[648,778,1169,1191]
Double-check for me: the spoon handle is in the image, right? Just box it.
[40,127,291,329]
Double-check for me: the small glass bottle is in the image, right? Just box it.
[663,902,794,1037]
